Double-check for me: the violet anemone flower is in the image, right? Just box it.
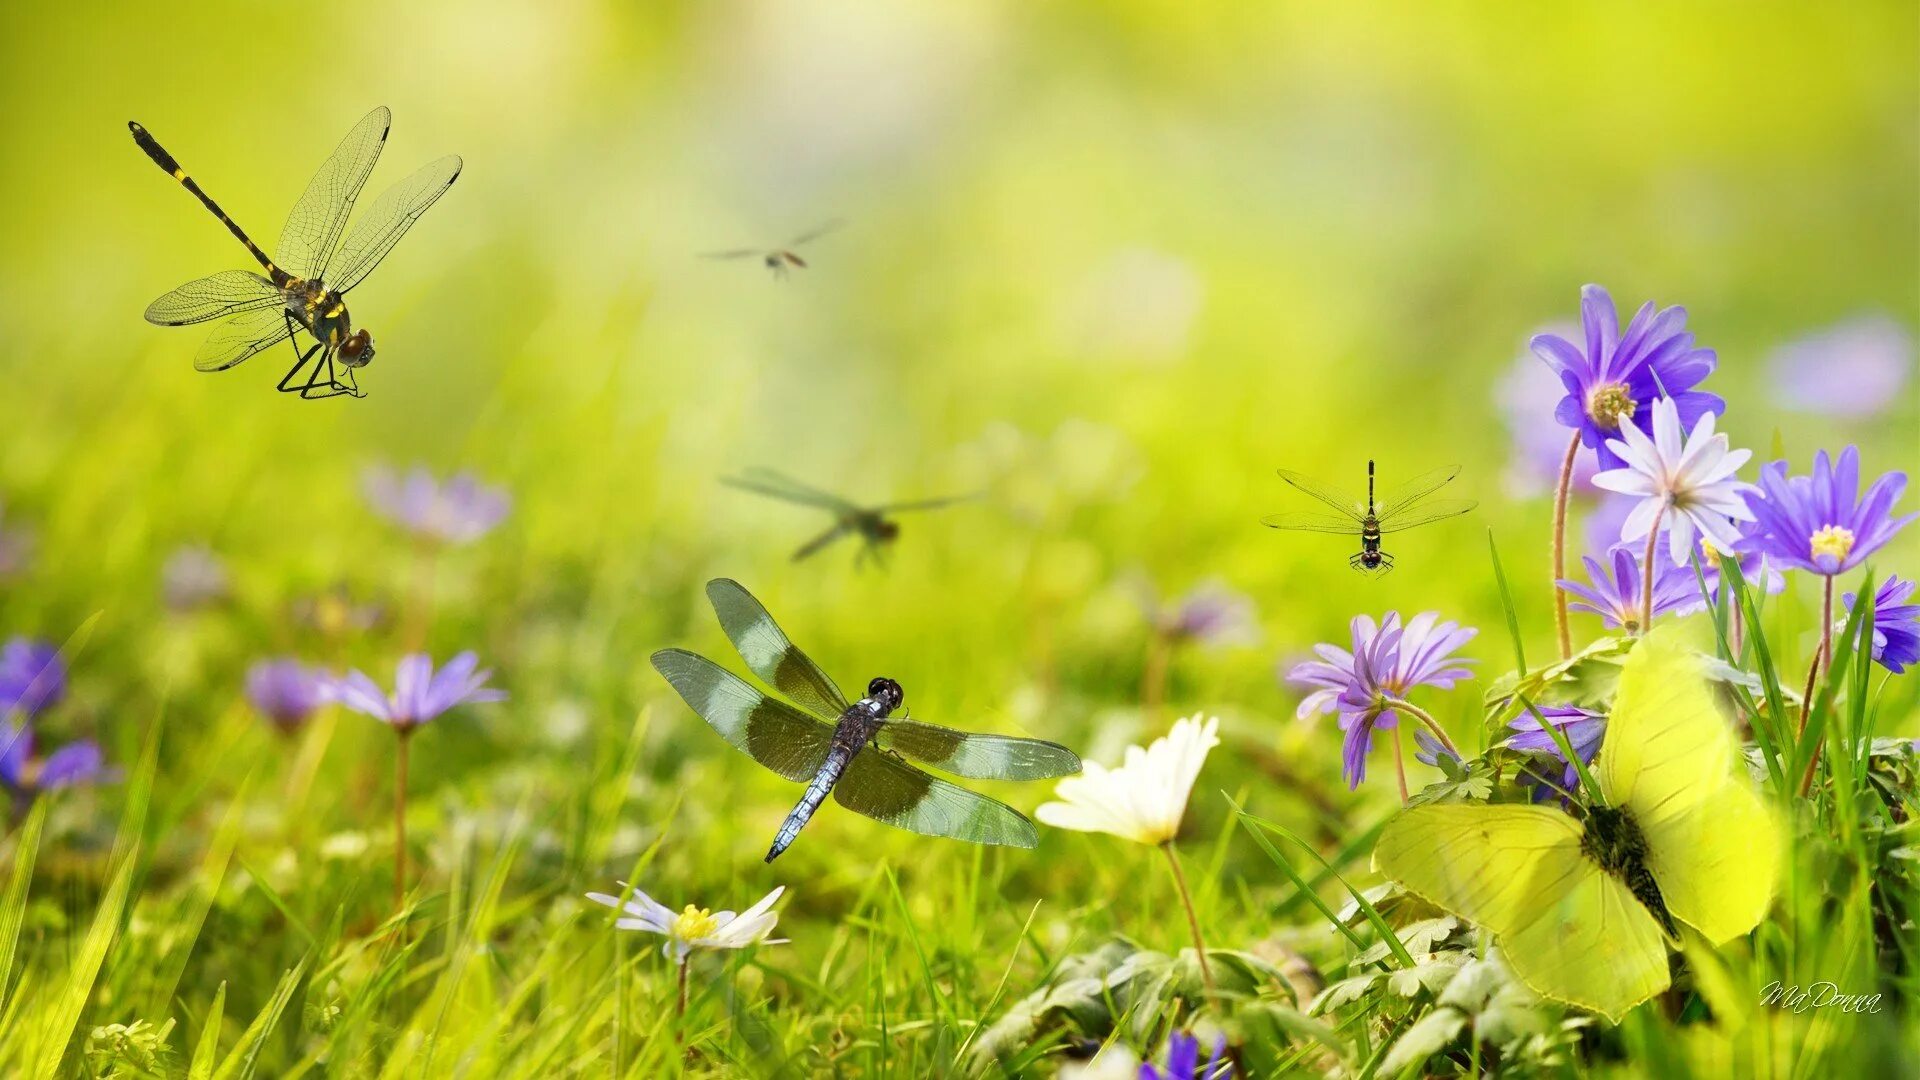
[1151,579,1260,647]
[1843,575,1920,675]
[246,659,331,732]
[1498,341,1599,498]
[0,639,65,719]
[363,465,511,544]
[1139,1031,1231,1080]
[1591,396,1755,567]
[1739,447,1913,578]
[1559,545,1703,633]
[330,652,506,731]
[1,722,111,793]
[1288,612,1476,789]
[1531,284,1724,470]
[1768,314,1911,419]
[1505,705,1605,801]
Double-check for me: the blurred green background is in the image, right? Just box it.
[0,0,1915,1067]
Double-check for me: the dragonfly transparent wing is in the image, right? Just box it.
[833,747,1039,847]
[704,578,849,718]
[650,648,835,782]
[194,307,295,372]
[789,219,845,246]
[701,248,762,260]
[791,522,852,562]
[280,106,389,281]
[1374,466,1464,522]
[877,719,1081,781]
[723,468,861,513]
[1260,511,1364,534]
[144,271,281,326]
[1375,498,1477,534]
[1274,469,1367,520]
[330,155,463,294]
[873,493,979,514]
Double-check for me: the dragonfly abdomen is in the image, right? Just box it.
[128,122,289,287]
[764,708,874,862]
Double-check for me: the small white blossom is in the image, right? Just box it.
[1035,715,1220,845]
[1592,396,1756,567]
[585,882,788,960]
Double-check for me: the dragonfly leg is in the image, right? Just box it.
[276,338,324,394]
[298,348,354,400]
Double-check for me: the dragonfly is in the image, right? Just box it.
[1262,459,1475,575]
[702,220,843,279]
[130,107,461,399]
[722,467,974,566]
[651,579,1081,862]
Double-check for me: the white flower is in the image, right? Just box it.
[1591,396,1756,567]
[585,882,788,960]
[1035,715,1220,845]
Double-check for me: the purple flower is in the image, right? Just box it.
[330,652,506,731]
[1531,284,1724,471]
[1844,575,1920,675]
[1140,1032,1230,1080]
[1769,314,1912,418]
[162,545,231,611]
[1739,447,1914,577]
[0,639,65,718]
[363,465,511,544]
[1412,727,1461,769]
[1498,339,1600,498]
[1505,705,1605,800]
[1558,545,1704,632]
[1,722,111,792]
[1288,612,1476,789]
[246,659,331,731]
[1151,579,1260,647]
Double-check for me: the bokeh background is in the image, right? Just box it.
[0,0,1915,1072]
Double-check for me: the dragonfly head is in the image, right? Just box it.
[866,677,904,713]
[873,518,901,542]
[339,329,375,368]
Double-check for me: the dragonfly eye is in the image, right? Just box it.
[867,677,903,711]
[340,330,375,367]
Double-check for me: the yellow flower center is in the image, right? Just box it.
[1585,382,1637,431]
[671,904,719,942]
[1810,525,1855,563]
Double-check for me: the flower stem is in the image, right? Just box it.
[1391,727,1409,805]
[1161,842,1215,992]
[1142,631,1172,722]
[1551,431,1581,660]
[1795,575,1838,799]
[1638,504,1668,634]
[677,955,690,1019]
[1382,697,1460,757]
[1819,574,1835,674]
[394,727,412,912]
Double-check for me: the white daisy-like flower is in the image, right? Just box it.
[1591,395,1757,566]
[1035,715,1220,846]
[585,882,788,960]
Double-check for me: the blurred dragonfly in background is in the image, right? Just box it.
[702,219,844,278]
[723,467,976,566]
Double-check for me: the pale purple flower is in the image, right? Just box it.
[1288,612,1476,789]
[1531,284,1724,470]
[363,465,511,544]
[329,652,505,731]
[1592,395,1756,566]
[1559,545,1704,631]
[1740,447,1913,578]
[1412,727,1461,769]
[1139,1031,1230,1080]
[1,722,111,792]
[1498,339,1599,497]
[246,659,330,731]
[1150,579,1259,647]
[1505,705,1605,800]
[0,639,64,718]
[162,545,231,611]
[1843,575,1920,675]
[1768,314,1911,418]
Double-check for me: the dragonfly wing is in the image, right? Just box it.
[649,648,834,782]
[788,218,845,246]
[1261,511,1364,534]
[792,522,851,562]
[877,719,1081,780]
[145,271,281,326]
[193,307,295,372]
[1375,498,1478,534]
[280,107,389,280]
[1375,466,1463,520]
[704,579,850,717]
[723,468,860,512]
[874,493,980,514]
[1274,470,1366,518]
[329,155,463,293]
[701,249,762,260]
[833,746,1039,847]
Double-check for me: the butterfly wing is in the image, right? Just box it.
[1375,803,1670,1022]
[1599,627,1779,943]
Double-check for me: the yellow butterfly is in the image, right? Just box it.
[1373,626,1779,1021]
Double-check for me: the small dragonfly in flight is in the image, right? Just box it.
[722,467,975,566]
[130,107,461,399]
[1262,460,1475,575]
[653,579,1082,861]
[702,220,844,279]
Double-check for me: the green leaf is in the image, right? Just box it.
[1379,1007,1467,1077]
